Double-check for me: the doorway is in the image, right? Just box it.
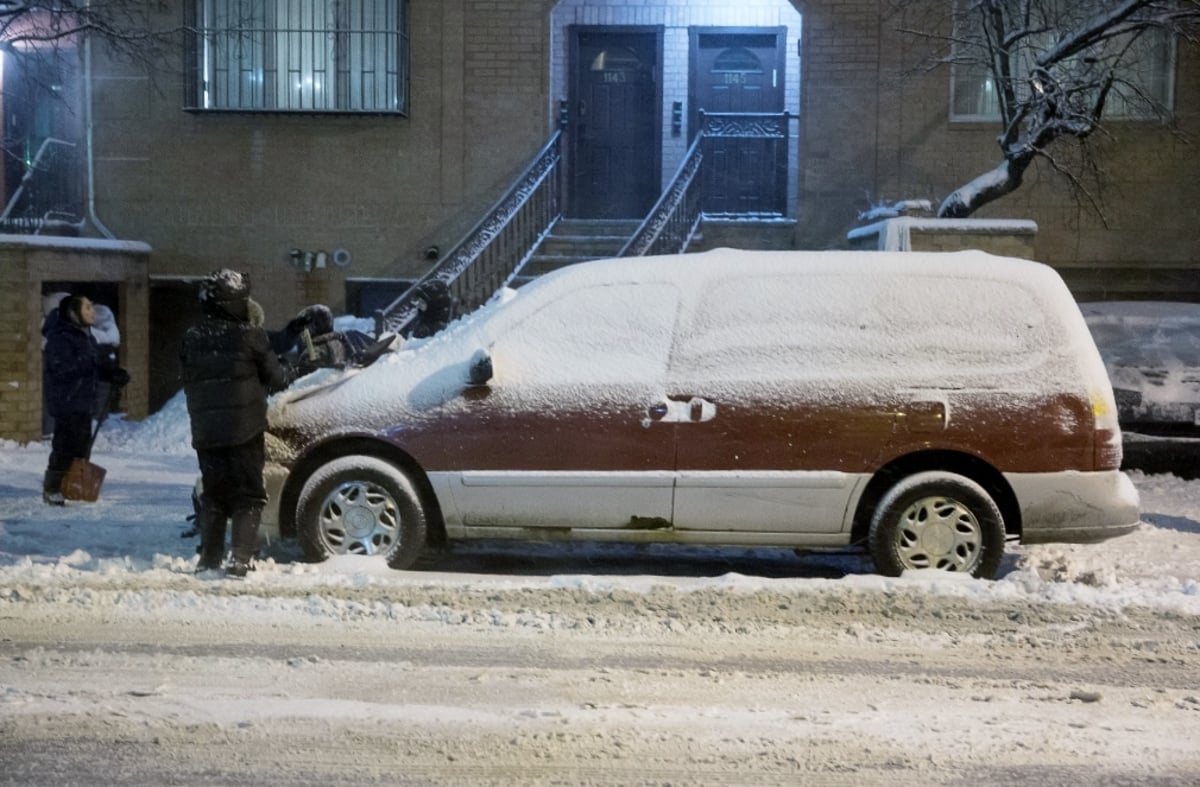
[690,28,788,216]
[568,27,662,219]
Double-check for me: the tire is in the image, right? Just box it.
[296,455,427,570]
[868,471,1005,579]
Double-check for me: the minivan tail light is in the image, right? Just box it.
[1091,390,1123,470]
[1094,427,1123,470]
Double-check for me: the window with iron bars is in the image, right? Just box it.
[184,0,409,114]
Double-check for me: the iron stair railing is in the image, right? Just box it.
[375,110,795,335]
[375,130,564,336]
[618,109,795,257]
[618,132,704,258]
[0,137,86,235]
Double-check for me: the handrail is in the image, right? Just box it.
[375,130,564,336]
[374,110,796,334]
[618,132,704,257]
[0,137,78,222]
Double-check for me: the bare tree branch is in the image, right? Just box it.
[1039,144,1111,229]
[895,0,1200,217]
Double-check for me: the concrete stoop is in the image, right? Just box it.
[514,218,640,285]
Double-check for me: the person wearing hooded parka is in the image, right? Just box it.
[41,295,129,505]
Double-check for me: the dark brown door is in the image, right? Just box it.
[690,28,787,215]
[569,29,661,219]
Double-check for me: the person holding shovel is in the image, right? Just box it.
[42,295,129,506]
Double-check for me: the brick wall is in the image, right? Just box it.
[0,239,150,443]
[94,1,557,306]
[0,252,40,440]
[847,218,1037,259]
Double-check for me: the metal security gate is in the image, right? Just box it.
[690,28,788,217]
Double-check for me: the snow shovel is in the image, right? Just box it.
[61,385,119,502]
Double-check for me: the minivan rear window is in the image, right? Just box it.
[673,271,1052,383]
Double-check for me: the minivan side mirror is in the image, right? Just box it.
[468,350,493,386]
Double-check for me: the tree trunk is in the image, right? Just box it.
[937,156,1033,218]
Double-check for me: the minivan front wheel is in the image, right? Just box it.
[868,471,1005,579]
[296,455,427,570]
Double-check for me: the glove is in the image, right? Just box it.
[110,367,131,387]
[279,352,313,382]
[284,315,309,336]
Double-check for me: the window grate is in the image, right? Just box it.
[185,0,408,114]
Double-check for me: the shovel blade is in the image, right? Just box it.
[62,458,106,502]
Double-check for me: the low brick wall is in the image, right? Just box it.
[847,217,1038,258]
[0,236,151,444]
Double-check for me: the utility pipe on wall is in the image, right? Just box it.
[83,3,115,240]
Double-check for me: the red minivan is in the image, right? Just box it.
[261,249,1140,579]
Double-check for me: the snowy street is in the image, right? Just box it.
[1,413,1199,785]
[2,578,1199,786]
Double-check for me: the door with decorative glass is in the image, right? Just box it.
[690,28,787,217]
[568,28,661,219]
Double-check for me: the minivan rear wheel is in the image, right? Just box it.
[868,471,1005,579]
[296,455,427,570]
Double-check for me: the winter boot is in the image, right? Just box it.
[227,507,262,578]
[42,470,66,506]
[225,557,252,578]
[195,507,228,572]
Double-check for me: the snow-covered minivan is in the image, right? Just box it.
[261,249,1140,579]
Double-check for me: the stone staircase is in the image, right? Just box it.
[513,218,641,285]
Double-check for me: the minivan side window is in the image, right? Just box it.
[672,272,1052,385]
[491,282,680,385]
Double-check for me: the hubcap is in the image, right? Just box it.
[895,495,982,573]
[318,479,400,555]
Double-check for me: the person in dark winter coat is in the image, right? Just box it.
[42,295,130,505]
[403,279,454,339]
[275,304,383,371]
[180,270,293,577]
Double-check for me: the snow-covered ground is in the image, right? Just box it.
[2,400,1199,784]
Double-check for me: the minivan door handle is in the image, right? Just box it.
[646,397,717,424]
[688,397,715,423]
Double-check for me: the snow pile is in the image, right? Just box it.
[269,249,1105,447]
[857,198,934,221]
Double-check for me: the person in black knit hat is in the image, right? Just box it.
[180,270,293,577]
